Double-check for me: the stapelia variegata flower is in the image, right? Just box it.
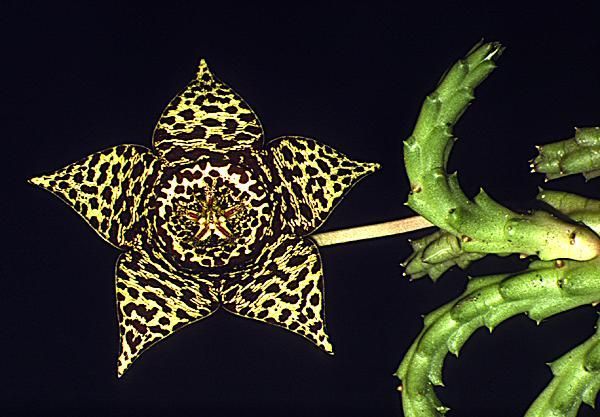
[30,60,379,376]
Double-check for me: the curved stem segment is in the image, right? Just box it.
[396,258,600,417]
[533,127,600,180]
[524,320,600,417]
[538,189,600,236]
[403,42,600,261]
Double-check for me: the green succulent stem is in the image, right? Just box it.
[538,189,600,235]
[533,127,600,180]
[396,258,600,417]
[402,229,486,280]
[524,320,600,417]
[403,42,600,261]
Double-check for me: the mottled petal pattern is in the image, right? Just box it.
[30,145,160,248]
[221,235,332,353]
[31,59,380,377]
[153,60,264,163]
[268,136,380,235]
[116,245,220,376]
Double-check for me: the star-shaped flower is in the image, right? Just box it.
[30,60,379,377]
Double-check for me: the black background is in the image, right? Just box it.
[4,2,600,417]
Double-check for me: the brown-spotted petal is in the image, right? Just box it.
[29,145,160,249]
[267,136,380,235]
[116,244,220,377]
[221,235,332,353]
[153,60,264,163]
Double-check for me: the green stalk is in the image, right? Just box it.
[524,320,600,417]
[403,42,600,261]
[396,258,600,417]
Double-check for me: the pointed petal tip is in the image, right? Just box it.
[362,161,381,174]
[197,58,215,82]
[321,339,334,355]
[28,175,47,188]
[117,361,130,378]
[116,356,130,378]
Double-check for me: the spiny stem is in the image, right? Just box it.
[533,127,600,180]
[403,41,600,261]
[402,229,488,281]
[311,216,434,247]
[525,319,600,417]
[538,189,600,235]
[396,258,600,417]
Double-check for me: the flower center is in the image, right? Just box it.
[152,157,274,271]
[178,188,245,243]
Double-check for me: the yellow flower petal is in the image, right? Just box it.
[221,235,332,353]
[116,244,219,377]
[30,145,159,248]
[153,59,264,163]
[268,136,380,235]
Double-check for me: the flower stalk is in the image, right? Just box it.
[311,215,433,247]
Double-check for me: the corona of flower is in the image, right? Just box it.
[30,60,379,376]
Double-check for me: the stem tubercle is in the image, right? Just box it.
[312,216,434,247]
